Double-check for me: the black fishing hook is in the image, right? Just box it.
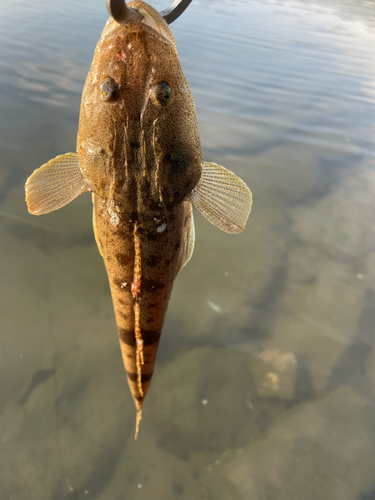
[159,0,193,24]
[106,0,193,25]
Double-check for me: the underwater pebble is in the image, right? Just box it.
[207,300,223,313]
[249,349,297,400]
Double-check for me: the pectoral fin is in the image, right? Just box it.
[176,203,195,274]
[189,162,252,234]
[25,152,88,215]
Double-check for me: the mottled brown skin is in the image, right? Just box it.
[77,2,202,415]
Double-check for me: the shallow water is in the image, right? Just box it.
[1,0,375,498]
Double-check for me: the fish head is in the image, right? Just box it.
[77,0,202,207]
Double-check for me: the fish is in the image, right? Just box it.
[25,0,252,438]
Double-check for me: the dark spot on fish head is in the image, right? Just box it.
[164,152,190,174]
[100,76,121,102]
[159,150,202,206]
[174,242,180,251]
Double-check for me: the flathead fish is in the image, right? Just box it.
[25,0,252,438]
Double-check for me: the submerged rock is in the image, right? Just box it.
[248,349,297,400]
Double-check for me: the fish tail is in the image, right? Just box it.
[134,405,143,440]
[134,302,144,397]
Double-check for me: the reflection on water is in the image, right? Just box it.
[1,0,375,498]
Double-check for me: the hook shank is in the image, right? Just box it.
[160,0,193,24]
[106,0,193,25]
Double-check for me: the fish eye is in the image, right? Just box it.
[100,76,120,102]
[150,81,172,107]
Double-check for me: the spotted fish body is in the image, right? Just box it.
[25,1,252,437]
[79,5,202,424]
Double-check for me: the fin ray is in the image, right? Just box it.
[176,203,195,274]
[189,162,252,234]
[25,152,88,215]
